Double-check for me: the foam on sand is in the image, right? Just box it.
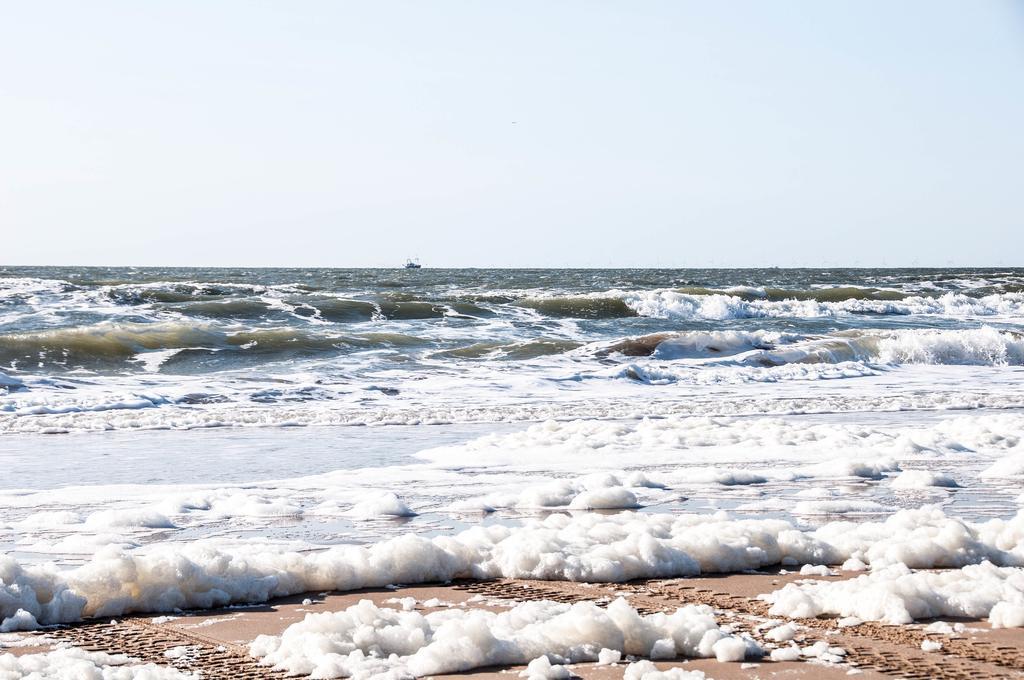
[989,601,1024,629]
[4,506,1024,630]
[762,561,1024,625]
[248,597,750,677]
[0,646,198,679]
[623,660,707,680]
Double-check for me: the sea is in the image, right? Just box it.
[2,266,1024,571]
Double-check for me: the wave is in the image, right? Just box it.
[175,299,276,319]
[292,297,494,322]
[0,323,432,370]
[432,339,583,360]
[596,327,1024,376]
[106,289,493,323]
[616,290,1024,320]
[865,327,1024,366]
[594,330,793,360]
[614,360,881,385]
[517,296,637,319]
[758,327,1024,367]
[103,282,271,303]
[376,301,450,320]
[295,298,379,322]
[677,285,909,302]
[511,289,1024,320]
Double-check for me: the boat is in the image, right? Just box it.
[404,258,422,269]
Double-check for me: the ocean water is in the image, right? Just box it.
[2,267,1024,581]
[2,266,1024,433]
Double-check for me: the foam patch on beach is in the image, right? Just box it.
[0,646,198,678]
[4,506,1024,629]
[762,561,1024,625]
[249,597,749,677]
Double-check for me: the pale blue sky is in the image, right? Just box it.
[2,1,1022,267]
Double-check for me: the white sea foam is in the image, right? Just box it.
[981,452,1024,479]
[610,360,881,385]
[346,493,417,519]
[769,645,801,662]
[84,509,176,529]
[13,510,83,529]
[417,411,1024,470]
[200,493,302,519]
[568,487,640,510]
[889,469,959,489]
[792,500,888,515]
[623,660,707,680]
[4,507,1024,629]
[0,646,198,679]
[990,601,1024,628]
[476,474,645,511]
[762,561,1024,625]
[521,655,572,680]
[869,327,1024,366]
[249,597,736,678]
[764,623,798,642]
[614,289,1024,322]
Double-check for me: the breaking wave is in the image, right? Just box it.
[677,285,909,302]
[616,290,1024,321]
[594,330,793,360]
[593,327,1024,385]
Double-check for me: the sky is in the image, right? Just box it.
[1,1,1023,268]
